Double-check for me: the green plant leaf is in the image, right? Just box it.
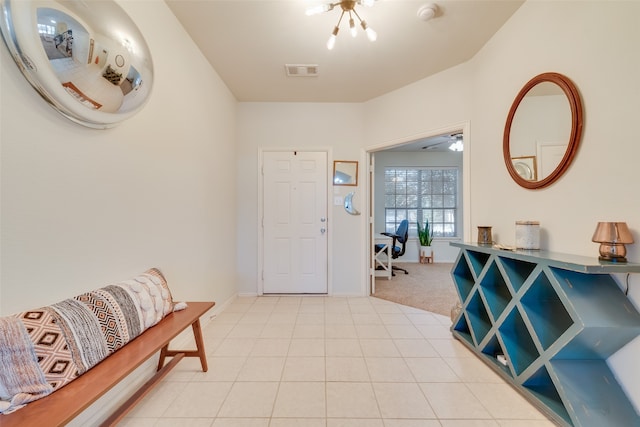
[417,219,432,246]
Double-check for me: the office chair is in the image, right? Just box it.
[375,219,409,276]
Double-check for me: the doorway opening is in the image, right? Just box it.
[366,123,470,314]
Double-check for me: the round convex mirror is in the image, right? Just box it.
[503,72,583,189]
[0,0,153,128]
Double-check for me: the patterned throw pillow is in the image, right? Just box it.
[0,268,178,413]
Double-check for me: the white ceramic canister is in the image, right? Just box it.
[515,221,540,250]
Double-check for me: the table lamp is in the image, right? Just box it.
[591,222,634,263]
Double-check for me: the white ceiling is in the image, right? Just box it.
[164,0,524,103]
[385,131,462,151]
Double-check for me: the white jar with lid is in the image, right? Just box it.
[515,221,540,250]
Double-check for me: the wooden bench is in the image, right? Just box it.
[0,301,215,427]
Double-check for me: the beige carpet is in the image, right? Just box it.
[373,262,460,317]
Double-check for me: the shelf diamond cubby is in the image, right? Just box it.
[465,248,491,277]
[449,242,640,427]
[451,250,476,303]
[452,313,474,347]
[521,271,573,351]
[480,333,512,378]
[498,306,540,376]
[497,255,538,293]
[479,261,512,321]
[466,291,492,346]
[549,267,640,359]
[523,365,571,425]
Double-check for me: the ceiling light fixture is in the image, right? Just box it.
[306,0,377,50]
[449,134,463,152]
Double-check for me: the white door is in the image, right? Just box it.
[262,151,328,294]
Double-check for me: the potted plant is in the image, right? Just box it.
[417,219,433,263]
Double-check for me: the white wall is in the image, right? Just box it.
[0,0,238,313]
[467,0,640,253]
[364,0,640,414]
[235,64,473,298]
[472,0,640,411]
[236,103,366,296]
[364,63,473,148]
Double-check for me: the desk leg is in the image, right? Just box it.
[374,243,393,280]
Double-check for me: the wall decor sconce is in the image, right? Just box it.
[592,222,634,263]
[344,192,361,215]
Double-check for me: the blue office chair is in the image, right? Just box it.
[375,219,409,276]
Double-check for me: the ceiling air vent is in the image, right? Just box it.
[285,64,319,77]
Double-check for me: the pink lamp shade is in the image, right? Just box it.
[592,222,634,262]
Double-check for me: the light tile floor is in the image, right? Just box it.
[122,296,555,427]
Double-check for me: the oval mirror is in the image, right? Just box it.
[0,0,153,129]
[503,72,583,189]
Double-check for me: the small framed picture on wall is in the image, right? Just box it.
[333,160,358,186]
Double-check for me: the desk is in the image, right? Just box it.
[374,234,392,280]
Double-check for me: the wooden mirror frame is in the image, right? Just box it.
[333,160,358,186]
[503,72,583,189]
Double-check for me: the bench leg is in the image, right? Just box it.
[156,319,208,372]
[101,319,209,426]
[157,344,169,371]
[192,318,208,372]
[101,353,185,427]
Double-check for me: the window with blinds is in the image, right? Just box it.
[383,167,459,239]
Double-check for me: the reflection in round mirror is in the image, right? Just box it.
[503,72,583,189]
[0,0,153,128]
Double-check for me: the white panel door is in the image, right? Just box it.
[263,151,328,294]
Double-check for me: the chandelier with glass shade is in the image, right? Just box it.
[306,0,377,50]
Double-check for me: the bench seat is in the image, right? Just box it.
[0,301,214,427]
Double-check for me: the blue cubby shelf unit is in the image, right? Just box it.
[450,242,640,427]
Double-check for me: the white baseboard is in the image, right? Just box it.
[237,292,258,297]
